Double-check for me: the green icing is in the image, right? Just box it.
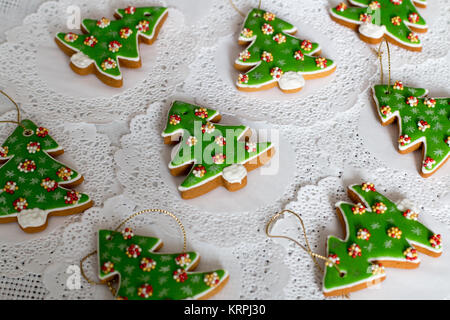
[330,0,427,48]
[373,84,449,175]
[323,184,441,293]
[0,120,90,218]
[236,8,335,88]
[56,6,167,79]
[97,229,228,300]
[162,101,273,191]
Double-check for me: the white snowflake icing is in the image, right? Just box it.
[412,227,422,235]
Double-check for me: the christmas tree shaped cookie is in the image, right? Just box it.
[55,6,168,87]
[235,8,336,93]
[97,229,229,300]
[330,1,428,51]
[372,83,449,177]
[0,120,92,232]
[162,101,275,199]
[323,183,442,297]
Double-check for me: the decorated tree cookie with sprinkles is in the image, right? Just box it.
[235,8,336,93]
[323,183,442,297]
[162,101,275,199]
[97,229,229,300]
[330,1,428,51]
[0,120,92,232]
[55,6,168,87]
[372,83,449,177]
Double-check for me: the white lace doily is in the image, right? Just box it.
[0,0,448,300]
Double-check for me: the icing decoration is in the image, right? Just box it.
[406,96,419,107]
[417,120,430,132]
[371,263,385,275]
[3,181,18,194]
[140,257,156,271]
[56,7,168,85]
[391,16,402,26]
[0,120,92,231]
[326,254,340,267]
[41,178,58,192]
[359,13,372,23]
[16,208,49,229]
[97,229,228,300]
[352,203,366,215]
[239,50,251,61]
[222,164,247,184]
[358,23,386,39]
[336,2,347,12]
[372,84,449,177]
[122,227,134,240]
[361,182,376,192]
[357,228,371,241]
[323,184,443,296]
[348,243,362,258]
[162,101,273,197]
[398,135,411,146]
[261,51,273,62]
[408,32,419,42]
[393,80,404,90]
[236,8,335,92]
[424,97,436,108]
[387,227,403,239]
[403,209,419,220]
[422,156,435,169]
[204,272,221,287]
[404,247,418,261]
[330,0,428,51]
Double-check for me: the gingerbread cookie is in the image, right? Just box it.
[372,83,449,177]
[235,8,336,93]
[323,183,442,297]
[0,120,93,233]
[97,229,229,300]
[162,101,275,199]
[330,1,428,51]
[55,6,168,87]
